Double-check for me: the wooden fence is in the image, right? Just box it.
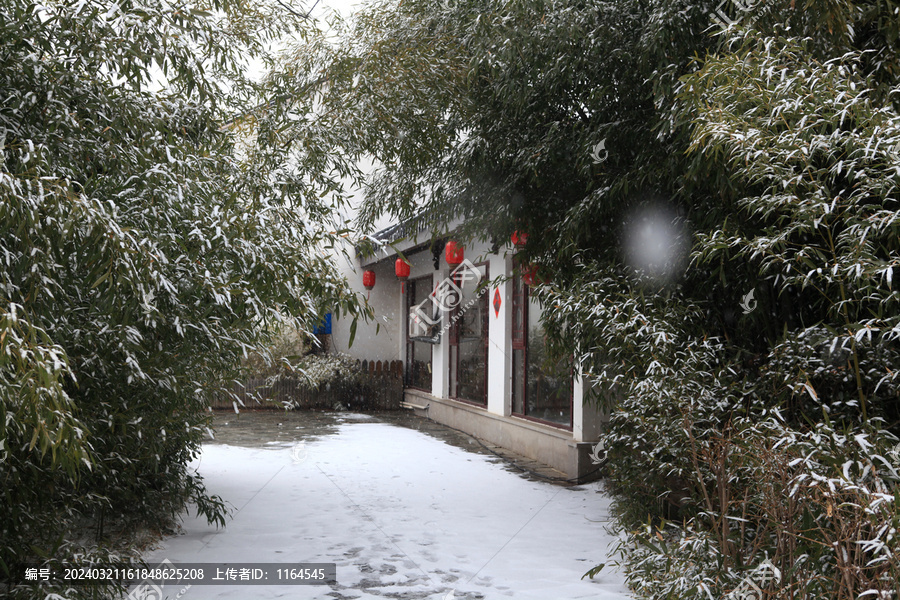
[210,359,404,411]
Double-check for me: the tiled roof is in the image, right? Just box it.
[371,211,435,244]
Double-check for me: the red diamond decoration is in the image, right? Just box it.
[492,288,502,317]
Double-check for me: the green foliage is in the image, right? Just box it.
[1,0,365,597]
[242,326,310,379]
[243,332,362,396]
[681,32,900,421]
[241,326,362,395]
[294,353,362,392]
[610,419,900,599]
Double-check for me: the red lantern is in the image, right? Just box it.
[362,270,376,290]
[522,264,539,286]
[395,258,411,281]
[511,230,528,248]
[445,240,464,267]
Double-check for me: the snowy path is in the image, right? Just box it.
[141,419,631,599]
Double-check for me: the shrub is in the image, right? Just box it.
[0,1,363,597]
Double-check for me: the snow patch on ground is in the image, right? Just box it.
[141,422,631,599]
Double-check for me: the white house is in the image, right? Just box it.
[328,218,605,482]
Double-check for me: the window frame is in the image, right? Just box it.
[448,262,489,406]
[510,273,574,430]
[405,275,435,392]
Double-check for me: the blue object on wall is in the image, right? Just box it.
[313,313,332,335]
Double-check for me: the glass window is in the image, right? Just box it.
[449,263,489,405]
[406,276,434,391]
[511,274,573,427]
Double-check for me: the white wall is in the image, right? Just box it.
[331,241,439,362]
[487,252,512,416]
[331,250,401,361]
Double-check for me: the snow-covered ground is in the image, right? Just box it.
[139,417,631,599]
